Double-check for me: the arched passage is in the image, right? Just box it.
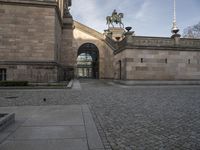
[77,43,99,79]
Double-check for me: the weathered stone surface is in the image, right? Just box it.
[0,4,56,62]
[0,0,69,82]
[0,0,200,82]
[1,80,200,149]
[0,105,103,150]
[73,21,114,79]
[114,48,200,80]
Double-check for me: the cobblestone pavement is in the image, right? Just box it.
[1,79,200,150]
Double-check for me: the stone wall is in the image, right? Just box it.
[61,28,74,66]
[0,1,61,82]
[0,62,58,82]
[73,21,114,79]
[0,2,56,61]
[112,32,200,81]
[114,48,200,80]
[54,8,62,61]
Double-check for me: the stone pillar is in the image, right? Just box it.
[171,33,181,45]
[60,0,75,80]
[108,27,125,41]
[104,30,112,39]
[124,31,134,43]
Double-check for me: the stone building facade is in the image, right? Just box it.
[112,34,200,80]
[0,0,73,82]
[0,0,200,82]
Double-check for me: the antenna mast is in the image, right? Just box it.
[171,0,179,34]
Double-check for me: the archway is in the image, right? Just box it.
[77,43,99,79]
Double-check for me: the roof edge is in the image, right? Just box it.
[73,21,104,40]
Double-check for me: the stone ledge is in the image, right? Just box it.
[0,61,60,66]
[0,113,15,132]
[114,35,200,54]
[114,80,200,85]
[66,79,74,89]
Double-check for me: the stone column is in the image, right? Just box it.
[60,0,75,80]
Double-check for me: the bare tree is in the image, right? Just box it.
[183,22,200,39]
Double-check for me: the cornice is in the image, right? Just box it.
[0,61,60,66]
[0,0,57,7]
[114,45,200,55]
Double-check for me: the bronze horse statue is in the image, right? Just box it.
[106,12,124,28]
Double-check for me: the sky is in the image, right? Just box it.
[70,0,200,37]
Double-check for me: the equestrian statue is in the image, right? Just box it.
[106,9,124,28]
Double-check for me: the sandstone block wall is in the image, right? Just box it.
[61,28,74,66]
[0,1,63,82]
[0,3,57,61]
[114,49,200,80]
[73,22,114,79]
[0,63,58,82]
[55,9,62,63]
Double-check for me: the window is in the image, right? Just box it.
[141,58,143,63]
[165,58,168,64]
[188,59,191,64]
[0,69,6,81]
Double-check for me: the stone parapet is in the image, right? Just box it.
[128,36,200,49]
[113,36,200,54]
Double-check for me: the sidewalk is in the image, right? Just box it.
[0,105,104,150]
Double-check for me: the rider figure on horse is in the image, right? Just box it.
[106,9,124,28]
[112,9,118,21]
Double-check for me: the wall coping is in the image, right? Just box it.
[73,21,117,51]
[73,21,104,40]
[113,35,200,54]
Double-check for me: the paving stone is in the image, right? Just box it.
[8,126,85,140]
[1,79,200,149]
[0,139,88,150]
